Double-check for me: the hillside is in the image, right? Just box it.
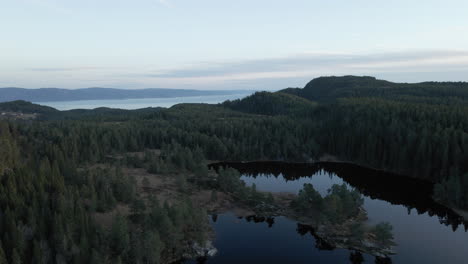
[1,76,467,226]
[0,100,58,114]
[223,76,468,118]
[222,91,317,115]
[0,100,167,121]
[281,75,468,103]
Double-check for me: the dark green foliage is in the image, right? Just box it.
[216,168,272,208]
[140,230,163,264]
[210,190,218,202]
[317,97,468,182]
[131,199,146,217]
[283,75,468,103]
[0,122,20,175]
[0,242,6,264]
[11,249,21,264]
[287,76,393,102]
[0,100,58,115]
[0,119,209,263]
[0,75,467,263]
[350,222,365,241]
[112,168,136,203]
[110,214,130,256]
[373,222,394,245]
[291,183,323,212]
[142,177,150,188]
[434,173,468,208]
[223,91,316,116]
[291,183,363,223]
[83,167,137,212]
[217,168,245,194]
[323,184,364,223]
[349,251,364,264]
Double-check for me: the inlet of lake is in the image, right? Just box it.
[186,162,468,264]
[34,92,253,110]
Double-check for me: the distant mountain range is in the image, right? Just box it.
[0,87,251,102]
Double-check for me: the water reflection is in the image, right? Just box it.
[209,161,467,230]
[188,213,392,264]
[202,161,468,264]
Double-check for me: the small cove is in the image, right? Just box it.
[186,162,468,264]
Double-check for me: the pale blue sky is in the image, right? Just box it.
[1,0,468,90]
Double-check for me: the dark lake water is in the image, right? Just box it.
[187,162,468,264]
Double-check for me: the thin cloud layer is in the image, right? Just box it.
[147,50,468,79]
[131,50,468,89]
[5,50,468,89]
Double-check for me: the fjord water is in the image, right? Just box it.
[35,92,253,110]
[193,162,468,264]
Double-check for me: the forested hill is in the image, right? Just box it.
[0,87,249,102]
[280,75,468,103]
[2,75,468,210]
[221,76,468,210]
[222,76,468,116]
[0,100,58,114]
[222,91,317,115]
[0,100,164,121]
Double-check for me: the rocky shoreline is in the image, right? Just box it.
[183,241,218,259]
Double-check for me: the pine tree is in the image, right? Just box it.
[0,242,7,264]
[32,240,43,264]
[210,190,218,202]
[110,214,130,255]
[142,231,163,264]
[142,177,150,188]
[373,222,394,245]
[11,248,21,264]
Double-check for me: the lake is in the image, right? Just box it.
[34,92,253,110]
[187,162,468,264]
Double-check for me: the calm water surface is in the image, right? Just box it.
[35,93,253,110]
[188,162,468,264]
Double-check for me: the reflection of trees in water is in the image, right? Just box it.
[211,214,218,223]
[244,215,275,228]
[375,256,393,264]
[194,256,208,264]
[350,251,364,264]
[210,161,468,230]
[207,215,393,263]
[296,223,335,250]
[297,222,393,263]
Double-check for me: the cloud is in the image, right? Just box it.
[11,50,468,90]
[157,0,173,7]
[25,0,73,15]
[28,66,103,72]
[141,50,468,86]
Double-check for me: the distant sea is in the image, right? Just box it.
[34,92,253,110]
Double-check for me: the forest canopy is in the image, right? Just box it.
[0,75,467,263]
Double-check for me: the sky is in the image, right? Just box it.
[1,0,468,90]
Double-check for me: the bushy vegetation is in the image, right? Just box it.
[433,173,468,208]
[216,168,274,209]
[223,91,316,116]
[291,183,363,223]
[291,183,395,246]
[0,122,210,264]
[372,222,394,245]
